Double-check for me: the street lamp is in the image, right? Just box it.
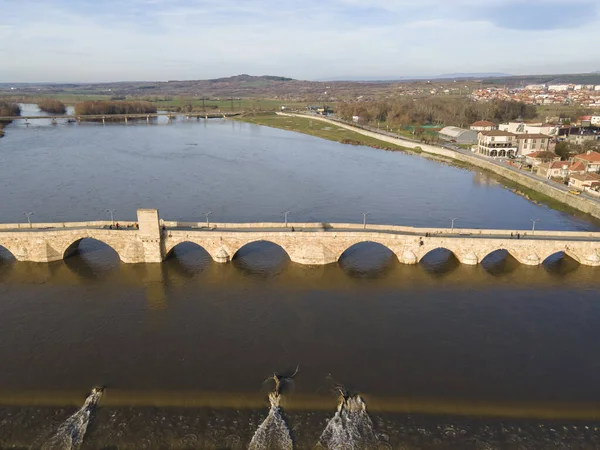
[450,217,458,232]
[362,212,371,229]
[203,211,212,228]
[282,211,291,228]
[23,211,34,228]
[530,219,539,234]
[105,209,115,226]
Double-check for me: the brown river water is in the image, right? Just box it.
[0,105,600,448]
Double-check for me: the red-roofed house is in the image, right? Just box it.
[568,160,587,175]
[470,120,498,132]
[537,161,569,179]
[573,151,600,173]
[525,151,560,166]
[568,173,600,190]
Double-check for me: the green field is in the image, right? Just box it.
[148,98,307,112]
[236,114,415,152]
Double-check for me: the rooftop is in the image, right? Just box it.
[574,151,600,163]
[527,151,558,159]
[471,120,496,127]
[516,133,551,139]
[570,173,600,182]
[479,130,516,137]
[439,126,474,138]
[569,161,587,172]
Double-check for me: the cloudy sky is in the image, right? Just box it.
[1,0,599,82]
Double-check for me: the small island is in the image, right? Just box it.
[37,98,67,114]
[74,100,157,116]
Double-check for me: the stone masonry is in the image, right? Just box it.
[0,209,599,267]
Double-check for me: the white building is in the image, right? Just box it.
[548,84,570,92]
[499,122,558,136]
[591,116,600,126]
[516,134,551,156]
[477,131,518,158]
[526,84,546,90]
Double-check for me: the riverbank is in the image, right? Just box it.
[236,113,417,153]
[271,112,600,221]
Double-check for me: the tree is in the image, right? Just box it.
[536,151,559,162]
[554,141,571,160]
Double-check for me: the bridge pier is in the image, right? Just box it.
[124,117,128,125]
[102,116,105,125]
[137,209,163,263]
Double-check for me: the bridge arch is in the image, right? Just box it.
[231,239,292,261]
[165,241,212,260]
[419,247,460,272]
[542,251,581,274]
[337,241,398,274]
[0,244,16,262]
[62,237,123,262]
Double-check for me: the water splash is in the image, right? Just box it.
[42,387,103,450]
[317,389,377,450]
[248,368,297,450]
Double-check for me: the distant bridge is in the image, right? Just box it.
[0,209,599,266]
[0,111,243,123]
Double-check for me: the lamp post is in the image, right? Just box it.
[530,219,539,234]
[362,212,370,229]
[203,211,212,228]
[105,209,115,226]
[450,217,458,233]
[282,211,291,228]
[23,211,34,228]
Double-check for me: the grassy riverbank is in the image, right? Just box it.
[236,113,416,152]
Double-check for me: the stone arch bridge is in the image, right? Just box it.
[0,209,599,267]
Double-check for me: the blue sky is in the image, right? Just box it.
[1,0,599,82]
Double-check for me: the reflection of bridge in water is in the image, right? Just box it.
[1,209,600,267]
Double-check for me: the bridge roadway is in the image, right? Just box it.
[0,112,243,121]
[0,209,599,266]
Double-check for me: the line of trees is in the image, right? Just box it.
[336,98,537,128]
[37,99,66,114]
[0,101,21,117]
[74,101,157,115]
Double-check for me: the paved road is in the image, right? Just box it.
[4,224,598,242]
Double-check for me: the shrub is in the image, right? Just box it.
[0,101,21,117]
[74,101,157,115]
[37,98,67,114]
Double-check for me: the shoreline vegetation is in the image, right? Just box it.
[0,101,20,137]
[0,101,21,117]
[74,100,157,116]
[236,113,418,153]
[36,98,66,114]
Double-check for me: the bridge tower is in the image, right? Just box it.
[137,208,164,263]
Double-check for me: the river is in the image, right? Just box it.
[1,105,600,448]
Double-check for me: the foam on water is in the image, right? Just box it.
[317,392,377,450]
[248,390,293,450]
[42,387,103,450]
[248,370,296,450]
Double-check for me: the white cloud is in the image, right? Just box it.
[0,0,599,82]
